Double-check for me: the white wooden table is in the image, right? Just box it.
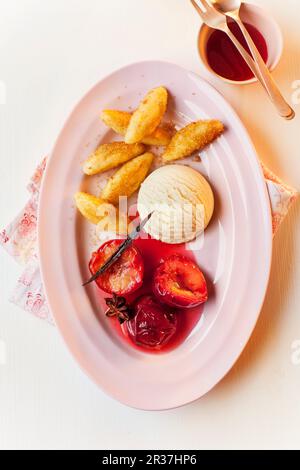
[0,0,299,450]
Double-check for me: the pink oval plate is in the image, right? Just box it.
[38,61,272,410]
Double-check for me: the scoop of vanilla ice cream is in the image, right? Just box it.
[137,165,214,244]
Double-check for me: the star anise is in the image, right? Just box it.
[105,293,133,324]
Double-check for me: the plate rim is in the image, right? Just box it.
[38,60,273,410]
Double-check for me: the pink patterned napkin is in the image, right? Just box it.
[0,158,298,324]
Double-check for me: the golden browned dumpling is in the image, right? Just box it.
[96,204,129,235]
[101,110,171,146]
[74,192,112,224]
[83,141,145,175]
[101,110,130,135]
[125,87,168,144]
[74,191,129,234]
[101,152,154,205]
[162,120,224,163]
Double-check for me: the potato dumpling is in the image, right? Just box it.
[96,204,129,235]
[74,191,128,234]
[74,192,110,224]
[162,120,224,163]
[125,87,168,144]
[101,110,130,136]
[101,152,154,205]
[101,109,171,146]
[83,141,145,175]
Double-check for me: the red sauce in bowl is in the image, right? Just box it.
[206,21,268,82]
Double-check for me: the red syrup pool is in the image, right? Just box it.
[95,237,205,354]
[206,21,268,82]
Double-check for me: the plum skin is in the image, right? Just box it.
[89,239,144,295]
[153,255,208,309]
[126,295,177,349]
